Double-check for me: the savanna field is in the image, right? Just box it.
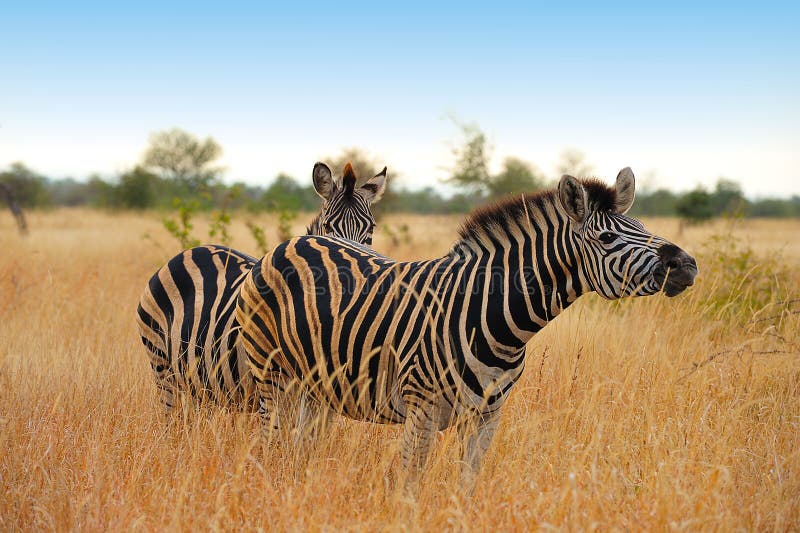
[1,209,798,531]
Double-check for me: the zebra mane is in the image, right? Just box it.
[457,192,550,241]
[457,179,618,241]
[580,178,618,213]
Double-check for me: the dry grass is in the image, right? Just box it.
[1,209,799,531]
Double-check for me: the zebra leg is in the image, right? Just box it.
[288,392,333,477]
[254,368,291,439]
[145,349,178,413]
[139,325,177,413]
[457,410,501,494]
[154,371,179,413]
[398,401,440,494]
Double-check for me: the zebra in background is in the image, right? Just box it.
[237,167,698,490]
[137,161,388,411]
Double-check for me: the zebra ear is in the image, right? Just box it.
[312,162,334,200]
[360,166,388,204]
[614,167,635,214]
[557,174,588,224]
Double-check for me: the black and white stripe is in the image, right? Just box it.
[236,168,698,489]
[136,161,387,410]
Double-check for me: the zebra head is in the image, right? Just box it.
[311,161,388,245]
[557,167,698,299]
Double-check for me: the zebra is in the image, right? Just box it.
[136,161,388,411]
[236,167,698,490]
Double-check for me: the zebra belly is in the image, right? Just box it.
[281,334,409,424]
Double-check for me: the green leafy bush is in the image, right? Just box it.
[697,222,792,325]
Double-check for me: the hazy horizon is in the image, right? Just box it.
[2,2,798,198]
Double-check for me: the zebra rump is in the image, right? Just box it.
[136,161,388,410]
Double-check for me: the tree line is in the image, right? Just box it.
[2,127,798,220]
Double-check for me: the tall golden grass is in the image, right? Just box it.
[1,209,798,531]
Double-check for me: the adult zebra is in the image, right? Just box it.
[237,168,698,490]
[136,161,388,411]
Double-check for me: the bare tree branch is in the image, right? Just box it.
[0,182,28,235]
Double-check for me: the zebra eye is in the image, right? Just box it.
[598,232,617,244]
[323,222,332,233]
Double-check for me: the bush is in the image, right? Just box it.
[697,222,792,325]
[676,187,714,224]
[116,167,161,209]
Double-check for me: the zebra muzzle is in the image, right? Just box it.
[654,245,698,297]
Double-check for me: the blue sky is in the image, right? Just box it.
[1,1,798,197]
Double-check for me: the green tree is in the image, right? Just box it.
[0,162,51,207]
[261,174,305,211]
[443,121,491,196]
[142,128,223,194]
[445,193,482,213]
[445,123,544,199]
[711,178,746,216]
[488,157,545,199]
[116,166,161,209]
[749,197,800,217]
[392,187,448,214]
[630,188,678,216]
[676,187,714,224]
[85,175,116,208]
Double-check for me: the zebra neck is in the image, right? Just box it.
[449,198,590,354]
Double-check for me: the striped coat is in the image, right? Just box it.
[237,169,698,488]
[137,161,387,410]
